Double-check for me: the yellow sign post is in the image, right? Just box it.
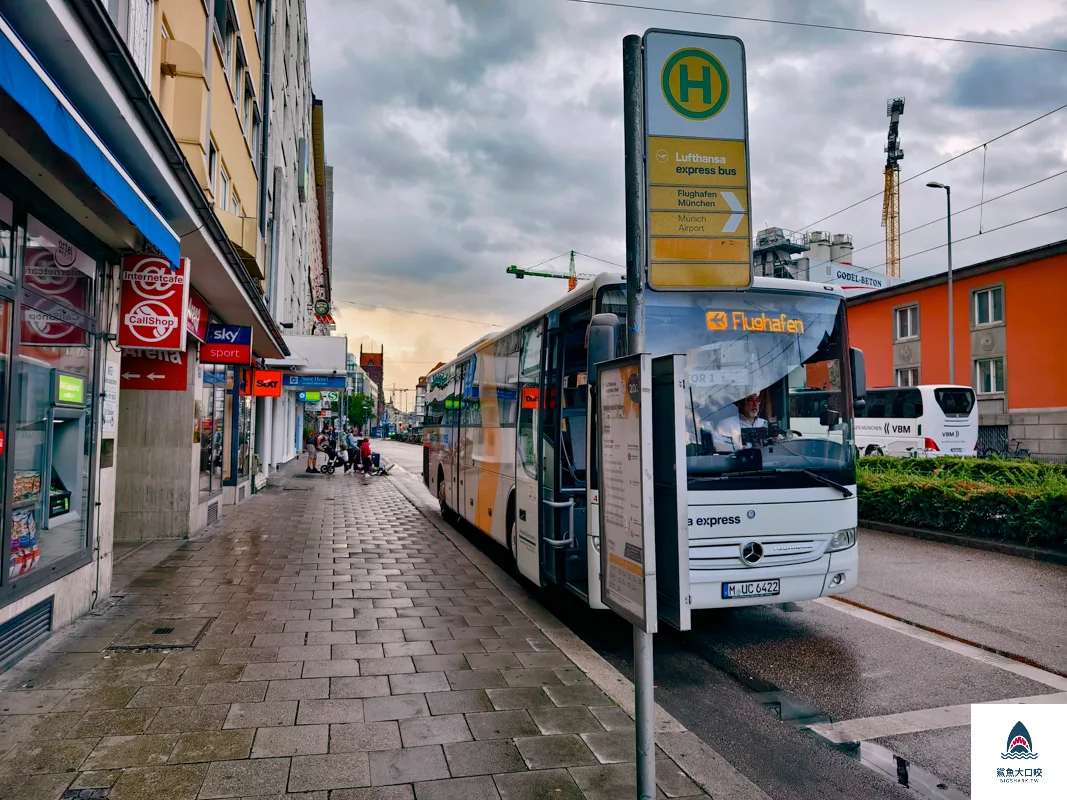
[643,31,751,290]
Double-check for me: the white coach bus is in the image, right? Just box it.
[852,385,978,457]
[423,274,864,625]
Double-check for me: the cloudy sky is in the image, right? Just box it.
[307,0,1067,396]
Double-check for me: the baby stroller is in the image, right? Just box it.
[318,444,346,474]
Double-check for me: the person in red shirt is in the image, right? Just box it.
[359,438,373,474]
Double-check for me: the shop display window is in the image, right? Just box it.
[0,193,13,276]
[11,302,93,580]
[199,363,226,496]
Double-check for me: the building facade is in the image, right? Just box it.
[847,238,1067,458]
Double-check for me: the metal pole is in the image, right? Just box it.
[946,187,954,384]
[623,33,655,800]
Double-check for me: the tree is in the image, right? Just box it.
[347,393,373,430]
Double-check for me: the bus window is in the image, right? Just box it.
[934,387,974,417]
[517,324,541,477]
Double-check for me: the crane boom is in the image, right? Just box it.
[881,98,905,279]
[507,251,597,291]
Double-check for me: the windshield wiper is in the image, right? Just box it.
[708,468,854,498]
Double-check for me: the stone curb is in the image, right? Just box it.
[860,520,1067,566]
[388,466,772,800]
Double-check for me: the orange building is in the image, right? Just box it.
[846,239,1067,458]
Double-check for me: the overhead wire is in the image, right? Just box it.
[804,166,1067,273]
[798,100,1067,230]
[562,0,1067,53]
[574,251,626,269]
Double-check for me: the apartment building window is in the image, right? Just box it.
[894,304,919,341]
[213,0,237,82]
[219,165,230,211]
[975,358,1005,395]
[255,0,266,41]
[207,139,218,198]
[251,108,262,163]
[231,190,240,217]
[243,78,253,134]
[974,286,1004,326]
[895,367,919,387]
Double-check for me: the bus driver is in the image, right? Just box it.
[707,393,768,452]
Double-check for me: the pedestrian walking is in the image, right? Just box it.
[304,431,323,473]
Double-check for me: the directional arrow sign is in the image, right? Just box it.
[721,191,745,233]
[120,350,189,392]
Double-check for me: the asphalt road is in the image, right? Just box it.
[376,440,1067,799]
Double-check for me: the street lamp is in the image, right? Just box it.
[926,181,954,384]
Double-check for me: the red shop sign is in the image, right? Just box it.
[117,255,190,352]
[252,370,283,397]
[187,288,209,342]
[21,247,90,347]
[120,348,189,392]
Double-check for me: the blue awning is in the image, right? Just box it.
[0,12,180,267]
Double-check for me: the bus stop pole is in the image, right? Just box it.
[623,33,655,800]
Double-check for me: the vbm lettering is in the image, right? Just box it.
[687,515,742,527]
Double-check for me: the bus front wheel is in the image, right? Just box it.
[438,471,455,523]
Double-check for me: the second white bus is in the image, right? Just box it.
[854,385,977,457]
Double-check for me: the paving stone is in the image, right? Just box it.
[146,704,228,733]
[296,698,365,724]
[579,730,637,764]
[442,739,525,778]
[430,640,486,655]
[425,690,493,716]
[399,714,472,747]
[359,657,416,676]
[3,737,98,773]
[357,630,407,644]
[332,644,386,659]
[125,685,205,708]
[655,760,703,798]
[71,708,157,737]
[364,694,430,722]
[514,652,572,669]
[265,678,331,701]
[444,671,506,690]
[514,734,599,769]
[223,701,297,728]
[301,659,362,678]
[289,753,371,791]
[569,762,646,800]
[69,768,121,789]
[552,667,592,686]
[492,768,584,800]
[389,673,449,696]
[369,744,450,786]
[0,711,82,742]
[0,772,74,798]
[330,721,403,753]
[197,681,268,705]
[199,757,290,798]
[413,655,468,673]
[81,734,178,770]
[413,775,500,800]
[529,706,604,735]
[0,690,69,714]
[109,763,208,800]
[485,688,554,711]
[544,685,611,708]
[464,710,540,741]
[501,669,563,688]
[465,654,522,671]
[252,724,329,757]
[169,730,254,763]
[176,664,245,684]
[332,786,414,800]
[588,705,635,731]
[52,686,138,712]
[277,645,332,662]
[331,676,392,698]
[220,647,280,665]
[240,662,302,681]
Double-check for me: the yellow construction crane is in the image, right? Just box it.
[881,98,905,279]
[506,251,597,291]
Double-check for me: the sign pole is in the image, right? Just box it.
[623,33,655,800]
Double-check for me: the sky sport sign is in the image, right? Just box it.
[117,255,190,352]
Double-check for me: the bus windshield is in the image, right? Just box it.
[643,289,855,489]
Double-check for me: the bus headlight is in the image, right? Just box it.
[828,528,857,552]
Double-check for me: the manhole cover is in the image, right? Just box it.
[108,618,214,650]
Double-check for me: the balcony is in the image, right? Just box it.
[217,208,265,279]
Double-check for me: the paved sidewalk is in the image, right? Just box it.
[0,463,724,799]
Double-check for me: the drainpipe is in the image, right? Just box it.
[258,0,274,240]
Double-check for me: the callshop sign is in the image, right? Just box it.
[118,255,190,352]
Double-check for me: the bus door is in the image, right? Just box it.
[541,306,592,596]
[514,322,543,583]
[447,361,466,512]
[458,355,479,525]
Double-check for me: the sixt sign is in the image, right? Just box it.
[201,325,252,364]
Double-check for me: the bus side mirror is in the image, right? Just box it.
[587,313,619,382]
[820,408,840,428]
[850,347,867,412]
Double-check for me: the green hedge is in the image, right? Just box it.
[858,457,1067,549]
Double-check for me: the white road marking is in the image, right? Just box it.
[816,597,1067,692]
[721,191,745,233]
[806,691,1067,744]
